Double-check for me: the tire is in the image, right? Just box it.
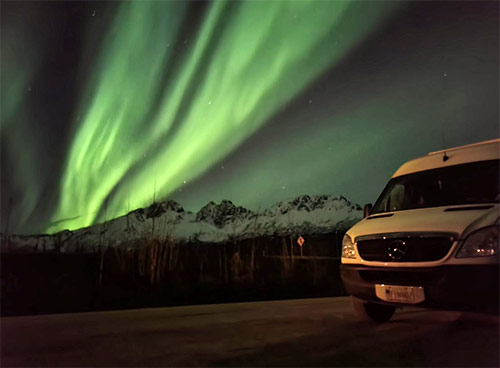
[352,297,396,322]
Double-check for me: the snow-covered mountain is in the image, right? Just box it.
[2,195,362,252]
[196,200,253,228]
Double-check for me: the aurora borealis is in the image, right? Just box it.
[1,1,499,235]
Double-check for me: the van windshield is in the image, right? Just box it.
[371,159,500,214]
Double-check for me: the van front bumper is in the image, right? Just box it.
[340,264,499,313]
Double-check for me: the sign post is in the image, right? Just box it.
[297,236,305,257]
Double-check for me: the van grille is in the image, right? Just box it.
[356,234,455,262]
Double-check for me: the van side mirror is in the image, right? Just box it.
[364,203,373,218]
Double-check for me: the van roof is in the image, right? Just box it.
[392,138,500,178]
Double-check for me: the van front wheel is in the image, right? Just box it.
[352,297,396,322]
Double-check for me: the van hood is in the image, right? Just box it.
[348,204,499,241]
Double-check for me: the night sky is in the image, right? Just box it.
[1,1,498,235]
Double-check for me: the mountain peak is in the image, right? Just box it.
[145,200,184,218]
[265,194,359,215]
[196,200,253,228]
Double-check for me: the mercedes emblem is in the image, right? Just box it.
[388,240,407,260]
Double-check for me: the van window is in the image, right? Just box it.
[383,183,405,212]
[372,159,500,214]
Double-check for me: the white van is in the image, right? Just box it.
[341,139,499,322]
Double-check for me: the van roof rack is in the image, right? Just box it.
[428,138,500,156]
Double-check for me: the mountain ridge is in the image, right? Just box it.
[2,194,362,252]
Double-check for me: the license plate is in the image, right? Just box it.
[375,284,425,304]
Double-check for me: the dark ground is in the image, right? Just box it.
[2,296,498,367]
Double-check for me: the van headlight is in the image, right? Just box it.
[456,226,499,258]
[342,234,357,259]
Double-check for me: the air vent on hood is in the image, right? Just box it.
[444,205,494,212]
[367,213,394,220]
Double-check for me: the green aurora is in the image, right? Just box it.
[48,0,398,233]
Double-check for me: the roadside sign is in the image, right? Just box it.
[297,236,305,247]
